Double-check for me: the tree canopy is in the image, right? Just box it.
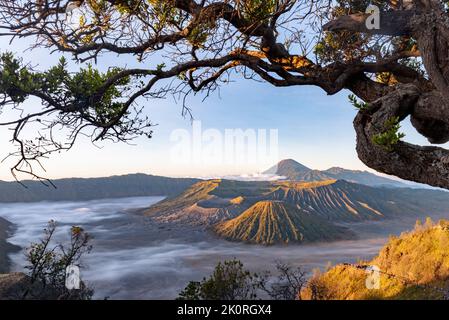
[0,1,449,188]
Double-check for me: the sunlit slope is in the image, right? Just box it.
[269,180,397,220]
[214,200,354,245]
[268,180,449,221]
[304,219,449,300]
[145,179,449,226]
[145,179,221,215]
[143,180,252,225]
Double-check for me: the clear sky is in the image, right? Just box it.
[0,37,444,181]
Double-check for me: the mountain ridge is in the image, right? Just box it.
[264,159,408,188]
[0,174,199,203]
[144,179,449,244]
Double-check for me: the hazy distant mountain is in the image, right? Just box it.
[265,159,312,177]
[145,179,449,244]
[264,159,408,188]
[0,174,199,203]
[214,200,354,245]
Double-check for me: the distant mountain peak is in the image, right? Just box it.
[264,159,407,188]
[264,159,311,176]
[277,159,311,170]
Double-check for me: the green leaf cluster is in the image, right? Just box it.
[348,94,368,111]
[177,259,258,300]
[241,0,277,23]
[0,52,131,123]
[372,117,406,152]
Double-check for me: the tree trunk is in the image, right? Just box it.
[326,0,449,189]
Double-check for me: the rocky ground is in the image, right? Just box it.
[0,217,20,274]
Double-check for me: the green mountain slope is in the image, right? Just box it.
[0,174,199,203]
[214,200,354,245]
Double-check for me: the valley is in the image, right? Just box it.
[0,196,436,299]
[2,159,449,299]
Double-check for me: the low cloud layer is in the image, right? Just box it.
[0,196,410,299]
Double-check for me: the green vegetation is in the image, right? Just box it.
[24,221,94,300]
[304,219,449,300]
[0,53,131,124]
[180,220,449,300]
[348,94,369,111]
[178,259,258,300]
[0,0,448,190]
[178,259,308,300]
[241,0,277,22]
[0,221,94,300]
[372,117,406,152]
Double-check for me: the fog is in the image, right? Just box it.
[0,197,440,299]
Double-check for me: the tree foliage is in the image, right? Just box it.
[0,1,449,188]
[177,259,258,300]
[23,220,94,300]
[179,222,449,301]
[178,259,309,300]
[371,117,406,152]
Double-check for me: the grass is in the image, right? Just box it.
[303,218,449,300]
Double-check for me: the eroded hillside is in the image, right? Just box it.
[144,179,449,244]
[214,200,354,245]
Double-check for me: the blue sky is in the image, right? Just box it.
[0,37,443,181]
